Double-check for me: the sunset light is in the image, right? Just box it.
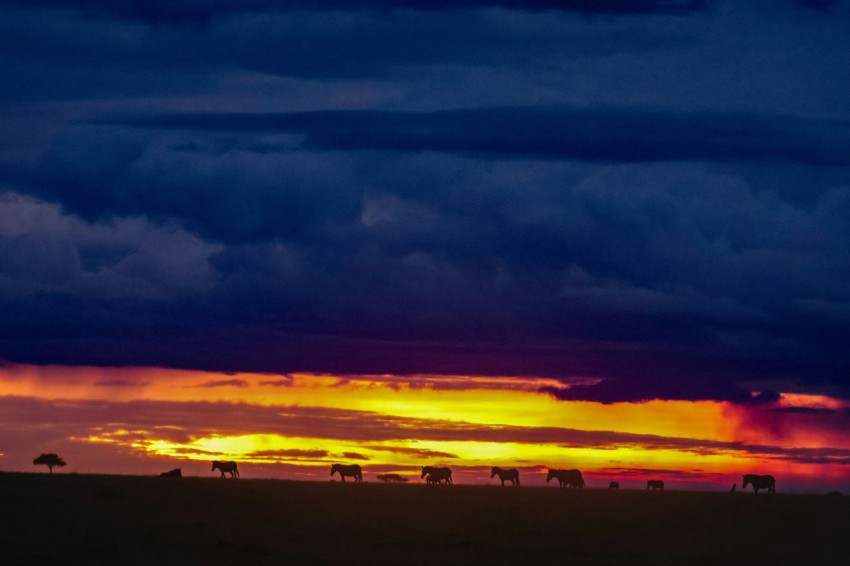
[2,364,847,491]
[2,0,850,505]
[3,3,850,563]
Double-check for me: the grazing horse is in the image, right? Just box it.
[212,460,239,479]
[421,466,452,485]
[490,467,520,487]
[742,474,776,495]
[546,469,584,489]
[331,463,363,483]
[159,468,181,478]
[647,480,664,490]
[609,481,619,489]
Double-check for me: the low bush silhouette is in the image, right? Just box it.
[376,473,408,483]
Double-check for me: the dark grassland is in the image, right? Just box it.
[1,473,848,565]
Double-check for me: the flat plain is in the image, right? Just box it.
[1,472,848,565]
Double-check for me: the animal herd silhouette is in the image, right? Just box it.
[183,460,777,494]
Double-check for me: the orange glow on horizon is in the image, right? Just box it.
[1,363,849,489]
[0,364,735,439]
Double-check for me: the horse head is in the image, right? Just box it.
[742,475,751,489]
[211,461,219,471]
[546,469,555,483]
[330,464,339,477]
[490,467,499,478]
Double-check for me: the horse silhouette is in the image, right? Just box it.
[546,469,584,489]
[212,460,239,479]
[421,466,452,485]
[490,467,520,487]
[647,480,664,490]
[159,468,181,478]
[742,474,775,495]
[331,463,363,482]
[609,481,619,489]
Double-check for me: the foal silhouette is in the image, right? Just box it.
[546,469,584,489]
[421,466,452,485]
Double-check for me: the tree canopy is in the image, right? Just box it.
[33,453,67,473]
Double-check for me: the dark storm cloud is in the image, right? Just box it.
[0,0,707,27]
[2,154,849,400]
[795,0,840,10]
[0,3,690,91]
[1,0,850,405]
[97,107,850,166]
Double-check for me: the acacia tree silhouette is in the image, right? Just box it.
[33,453,66,474]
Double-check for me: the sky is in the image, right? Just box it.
[1,0,849,491]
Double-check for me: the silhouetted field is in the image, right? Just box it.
[1,473,848,565]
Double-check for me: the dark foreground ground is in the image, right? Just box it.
[1,473,848,565]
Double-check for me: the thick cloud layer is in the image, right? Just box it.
[1,0,710,27]
[1,1,849,402]
[97,108,850,166]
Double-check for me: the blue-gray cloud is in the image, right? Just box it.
[1,0,849,403]
[95,108,850,166]
[0,0,709,27]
